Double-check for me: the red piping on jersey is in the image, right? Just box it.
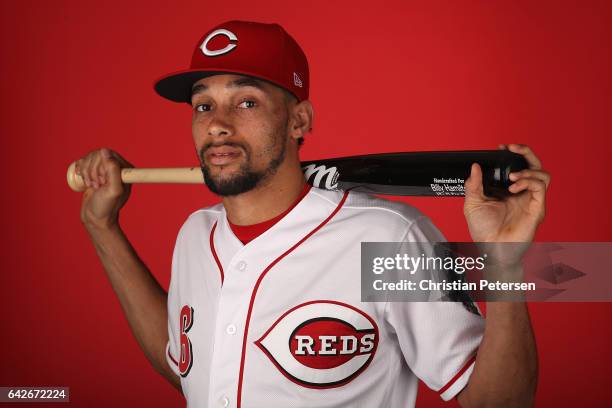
[236,190,350,407]
[438,354,477,396]
[167,348,179,367]
[210,221,224,285]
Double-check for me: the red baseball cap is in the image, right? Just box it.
[154,20,309,103]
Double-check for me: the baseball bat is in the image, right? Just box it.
[66,150,528,197]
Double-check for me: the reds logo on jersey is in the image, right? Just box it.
[255,300,379,389]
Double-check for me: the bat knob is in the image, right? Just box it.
[66,162,86,192]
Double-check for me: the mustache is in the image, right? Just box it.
[198,142,248,162]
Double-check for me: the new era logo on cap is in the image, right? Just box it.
[154,20,309,103]
[293,72,303,88]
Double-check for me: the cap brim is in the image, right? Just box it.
[154,68,302,104]
[154,69,230,103]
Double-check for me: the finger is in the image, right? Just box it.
[464,163,485,199]
[508,177,547,201]
[75,159,83,179]
[509,169,551,188]
[506,144,542,170]
[498,144,506,150]
[81,154,94,188]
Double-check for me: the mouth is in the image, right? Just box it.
[205,145,244,167]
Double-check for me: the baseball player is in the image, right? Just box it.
[75,21,549,407]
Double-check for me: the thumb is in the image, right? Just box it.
[464,163,485,199]
[99,148,133,181]
[102,155,124,197]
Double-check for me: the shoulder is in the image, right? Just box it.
[309,188,446,241]
[175,202,224,240]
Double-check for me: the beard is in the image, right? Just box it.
[199,139,286,197]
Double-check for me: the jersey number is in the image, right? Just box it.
[179,305,194,377]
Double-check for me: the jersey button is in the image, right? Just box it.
[220,396,230,407]
[226,324,237,335]
[237,261,247,271]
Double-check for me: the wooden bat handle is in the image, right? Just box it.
[66,161,204,192]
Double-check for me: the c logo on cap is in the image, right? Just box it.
[200,29,238,57]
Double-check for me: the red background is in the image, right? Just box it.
[1,0,611,406]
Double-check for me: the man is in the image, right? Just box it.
[75,21,549,407]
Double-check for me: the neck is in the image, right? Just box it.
[222,159,306,226]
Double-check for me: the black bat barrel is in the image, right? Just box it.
[301,150,529,198]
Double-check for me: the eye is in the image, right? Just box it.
[194,104,211,112]
[238,100,257,109]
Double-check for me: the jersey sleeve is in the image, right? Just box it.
[165,231,183,378]
[385,216,485,401]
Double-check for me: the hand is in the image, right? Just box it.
[463,144,551,244]
[75,148,134,229]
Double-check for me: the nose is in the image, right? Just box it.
[207,109,234,139]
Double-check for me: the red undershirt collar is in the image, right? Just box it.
[228,183,312,245]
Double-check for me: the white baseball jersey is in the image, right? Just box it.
[166,187,484,408]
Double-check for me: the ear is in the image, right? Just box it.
[288,100,314,141]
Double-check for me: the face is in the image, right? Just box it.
[191,74,295,196]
